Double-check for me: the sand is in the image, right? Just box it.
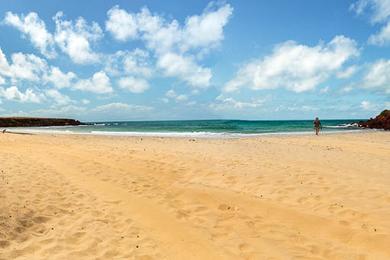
[0,131,389,259]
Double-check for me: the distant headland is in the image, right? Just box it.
[0,117,83,127]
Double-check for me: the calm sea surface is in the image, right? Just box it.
[8,119,366,137]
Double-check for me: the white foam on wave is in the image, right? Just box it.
[5,127,367,139]
[324,123,359,128]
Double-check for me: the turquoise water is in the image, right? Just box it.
[10,119,365,137]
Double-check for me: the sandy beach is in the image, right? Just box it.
[0,132,389,259]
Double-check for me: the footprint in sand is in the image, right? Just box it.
[218,204,233,211]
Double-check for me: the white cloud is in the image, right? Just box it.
[20,105,87,118]
[135,8,179,54]
[9,52,48,82]
[81,99,90,105]
[0,86,43,103]
[224,35,359,93]
[368,21,390,45]
[74,71,113,94]
[4,12,56,58]
[341,85,354,93]
[360,100,378,110]
[45,89,72,105]
[105,49,152,77]
[210,95,265,110]
[350,0,390,24]
[361,100,370,110]
[53,12,103,64]
[122,49,152,77]
[0,75,5,85]
[337,65,358,79]
[0,49,9,77]
[4,10,103,64]
[0,49,82,96]
[351,0,390,45]
[105,3,232,88]
[285,105,318,112]
[106,6,138,41]
[319,86,330,93]
[132,3,233,54]
[361,59,390,94]
[44,66,76,88]
[92,102,152,112]
[181,2,233,52]
[0,48,48,82]
[165,89,188,102]
[157,52,211,88]
[118,76,149,93]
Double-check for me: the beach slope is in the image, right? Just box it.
[1,132,389,259]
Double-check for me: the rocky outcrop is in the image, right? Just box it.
[359,110,390,130]
[0,117,83,127]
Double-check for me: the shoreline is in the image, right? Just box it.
[2,127,373,139]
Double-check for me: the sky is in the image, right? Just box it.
[0,0,389,121]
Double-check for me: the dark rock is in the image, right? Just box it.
[0,117,84,127]
[358,110,390,130]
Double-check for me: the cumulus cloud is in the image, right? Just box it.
[351,0,390,45]
[4,10,103,64]
[361,100,374,110]
[106,6,138,41]
[105,49,152,77]
[0,48,79,92]
[118,76,149,93]
[337,65,358,79]
[53,12,103,64]
[361,59,390,94]
[45,89,72,105]
[368,21,390,45]
[4,12,56,58]
[43,66,76,88]
[106,2,232,53]
[122,49,152,77]
[4,4,232,89]
[210,95,265,110]
[105,3,232,88]
[224,36,359,93]
[157,52,211,88]
[181,2,233,52]
[74,71,113,94]
[165,89,188,102]
[0,48,48,82]
[350,0,390,23]
[0,86,43,103]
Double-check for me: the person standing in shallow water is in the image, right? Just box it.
[314,117,322,135]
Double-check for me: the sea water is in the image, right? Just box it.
[7,119,367,137]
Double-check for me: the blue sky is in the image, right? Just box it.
[0,0,389,121]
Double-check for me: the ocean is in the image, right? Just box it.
[8,119,367,137]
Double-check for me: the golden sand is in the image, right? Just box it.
[0,132,389,259]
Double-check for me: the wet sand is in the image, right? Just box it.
[1,132,389,259]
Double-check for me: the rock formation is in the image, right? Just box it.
[0,117,83,127]
[359,110,390,130]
